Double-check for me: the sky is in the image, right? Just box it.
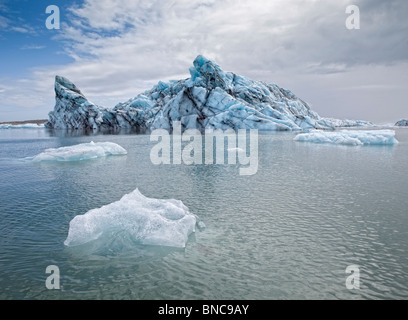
[0,0,407,123]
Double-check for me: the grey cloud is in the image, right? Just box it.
[2,0,408,123]
[46,0,408,121]
[211,0,408,76]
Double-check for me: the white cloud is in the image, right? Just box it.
[10,26,30,33]
[37,0,327,104]
[56,0,408,80]
[21,45,46,50]
[2,0,408,122]
[0,15,8,28]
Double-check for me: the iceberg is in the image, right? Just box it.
[64,189,198,248]
[32,141,127,162]
[0,123,45,129]
[395,119,408,126]
[294,130,399,146]
[46,55,372,132]
[319,118,373,128]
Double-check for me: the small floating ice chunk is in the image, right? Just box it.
[294,130,398,146]
[197,221,206,231]
[32,141,127,162]
[64,189,198,248]
[0,123,44,129]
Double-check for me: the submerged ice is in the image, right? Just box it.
[32,141,127,162]
[294,130,399,146]
[64,189,198,248]
[46,55,372,132]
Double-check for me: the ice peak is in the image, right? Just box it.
[190,55,230,90]
[55,75,84,97]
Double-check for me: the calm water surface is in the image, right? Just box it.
[0,127,407,300]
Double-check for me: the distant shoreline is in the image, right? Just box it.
[0,119,47,125]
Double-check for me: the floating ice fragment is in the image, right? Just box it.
[64,189,198,248]
[294,130,398,146]
[32,141,127,162]
[0,123,45,129]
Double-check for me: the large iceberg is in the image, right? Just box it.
[46,55,372,132]
[294,130,399,146]
[31,141,127,162]
[64,189,198,248]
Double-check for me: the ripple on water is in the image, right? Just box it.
[1,130,408,299]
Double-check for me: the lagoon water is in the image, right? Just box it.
[0,127,407,300]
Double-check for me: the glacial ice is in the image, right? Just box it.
[32,141,127,162]
[319,118,374,128]
[0,123,45,129]
[46,55,372,132]
[294,130,399,146]
[64,189,198,248]
[395,119,408,126]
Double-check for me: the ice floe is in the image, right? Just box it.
[64,189,198,248]
[294,130,399,146]
[31,141,127,162]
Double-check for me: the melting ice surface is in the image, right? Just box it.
[64,189,198,248]
[31,141,127,162]
[294,130,399,146]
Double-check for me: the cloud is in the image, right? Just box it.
[21,45,46,50]
[36,0,321,101]
[0,1,38,35]
[0,15,8,28]
[10,26,29,33]
[9,24,38,34]
[56,0,408,78]
[2,0,408,122]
